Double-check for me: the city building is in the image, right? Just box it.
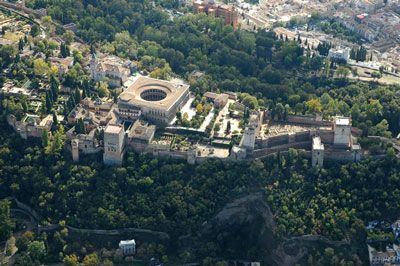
[118,76,190,125]
[204,92,230,109]
[1,82,31,97]
[49,56,74,77]
[368,244,400,265]
[89,54,132,88]
[103,124,125,165]
[81,97,114,115]
[67,104,114,131]
[356,13,369,23]
[328,47,351,62]
[193,0,239,29]
[119,239,136,256]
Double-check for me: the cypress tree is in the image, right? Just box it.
[74,88,81,104]
[82,87,87,99]
[41,129,49,147]
[50,76,59,102]
[45,91,52,113]
[297,34,301,43]
[18,38,24,51]
[63,101,69,115]
[52,111,58,126]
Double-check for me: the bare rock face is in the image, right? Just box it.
[201,192,277,260]
[186,193,359,265]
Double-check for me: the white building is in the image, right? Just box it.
[333,117,352,147]
[119,239,136,256]
[103,124,125,165]
[328,47,351,62]
[90,54,132,88]
[312,136,324,167]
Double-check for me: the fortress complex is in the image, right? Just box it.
[249,114,362,167]
[117,76,190,125]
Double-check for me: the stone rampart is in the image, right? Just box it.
[319,130,334,144]
[257,129,332,149]
[271,115,359,141]
[153,150,188,160]
[252,141,312,158]
[324,150,360,162]
[4,197,170,246]
[0,1,36,16]
[282,115,333,127]
[257,134,290,148]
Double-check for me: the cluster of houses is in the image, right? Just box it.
[368,244,400,265]
[333,1,400,53]
[367,219,400,265]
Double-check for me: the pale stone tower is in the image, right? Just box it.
[103,124,125,165]
[187,147,197,165]
[333,117,351,147]
[89,53,98,78]
[240,127,256,152]
[239,112,260,152]
[71,138,79,162]
[230,145,247,160]
[352,144,362,162]
[312,136,324,167]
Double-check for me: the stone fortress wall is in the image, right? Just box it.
[250,113,362,165]
[256,130,335,149]
[283,114,333,127]
[7,114,52,139]
[5,196,170,247]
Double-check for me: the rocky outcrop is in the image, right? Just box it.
[200,192,277,260]
[271,235,350,266]
[193,193,356,266]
